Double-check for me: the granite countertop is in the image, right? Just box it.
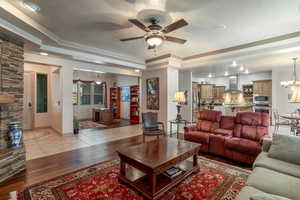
[222,104,252,108]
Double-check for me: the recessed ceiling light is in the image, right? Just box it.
[224,71,228,76]
[245,69,249,74]
[240,65,244,71]
[23,1,41,12]
[135,69,140,72]
[231,60,237,67]
[208,73,212,78]
[39,52,48,56]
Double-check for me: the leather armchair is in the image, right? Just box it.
[142,112,166,142]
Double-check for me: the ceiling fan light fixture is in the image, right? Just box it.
[146,35,163,47]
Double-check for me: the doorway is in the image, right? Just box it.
[23,71,34,130]
[22,63,62,132]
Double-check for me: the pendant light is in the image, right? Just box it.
[95,74,102,85]
[280,58,300,88]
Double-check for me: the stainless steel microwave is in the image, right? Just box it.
[253,94,271,104]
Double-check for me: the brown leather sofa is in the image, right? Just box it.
[184,110,269,164]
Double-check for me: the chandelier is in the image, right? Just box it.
[280,57,300,88]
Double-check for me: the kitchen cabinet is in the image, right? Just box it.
[253,80,272,95]
[213,86,225,99]
[192,83,201,122]
[242,84,253,97]
[200,84,214,99]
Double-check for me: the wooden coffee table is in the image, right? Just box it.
[117,137,201,200]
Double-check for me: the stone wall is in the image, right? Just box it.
[0,31,26,183]
[0,40,24,149]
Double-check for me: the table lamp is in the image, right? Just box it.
[173,91,186,121]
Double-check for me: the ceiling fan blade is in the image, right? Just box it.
[165,36,187,44]
[128,19,150,32]
[162,19,188,33]
[120,36,144,41]
[148,45,156,49]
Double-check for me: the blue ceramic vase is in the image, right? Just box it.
[8,122,22,148]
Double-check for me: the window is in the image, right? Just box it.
[80,82,91,105]
[94,83,104,104]
[72,82,78,105]
[36,74,47,113]
[121,86,130,102]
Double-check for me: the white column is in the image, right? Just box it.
[167,67,179,132]
[141,67,180,132]
[179,70,192,122]
[60,64,73,134]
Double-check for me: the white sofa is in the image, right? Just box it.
[236,135,300,200]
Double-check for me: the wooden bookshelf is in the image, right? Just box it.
[130,85,139,124]
[110,87,121,119]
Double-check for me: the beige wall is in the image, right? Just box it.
[141,68,170,129]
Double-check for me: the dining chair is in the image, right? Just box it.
[273,110,290,135]
[141,112,166,143]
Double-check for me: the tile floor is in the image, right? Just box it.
[23,125,142,160]
[23,124,293,161]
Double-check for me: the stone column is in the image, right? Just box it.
[0,32,26,183]
[0,40,24,149]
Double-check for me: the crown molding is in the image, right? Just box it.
[184,31,300,61]
[146,54,172,63]
[0,17,42,45]
[24,52,141,76]
[40,45,145,69]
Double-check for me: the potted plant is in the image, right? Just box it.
[73,117,79,134]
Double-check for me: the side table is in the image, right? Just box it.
[169,119,191,138]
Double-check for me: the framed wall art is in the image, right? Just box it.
[146,77,159,110]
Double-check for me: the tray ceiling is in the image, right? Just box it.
[7,0,300,59]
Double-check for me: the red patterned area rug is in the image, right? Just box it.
[79,121,107,130]
[18,157,250,200]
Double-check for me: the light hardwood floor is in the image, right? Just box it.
[23,124,142,160]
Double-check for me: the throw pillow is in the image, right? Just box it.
[250,194,291,200]
[268,134,300,165]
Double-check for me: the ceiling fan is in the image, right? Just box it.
[120,18,188,49]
